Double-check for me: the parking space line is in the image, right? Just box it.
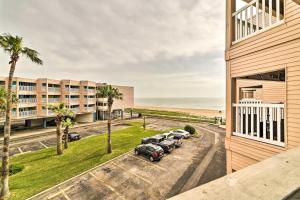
[111,162,152,185]
[39,141,48,148]
[128,155,166,172]
[89,172,127,200]
[47,185,74,199]
[62,190,72,200]
[17,147,24,154]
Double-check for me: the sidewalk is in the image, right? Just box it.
[0,120,106,142]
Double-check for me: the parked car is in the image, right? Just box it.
[134,144,164,162]
[160,133,183,148]
[170,129,191,139]
[141,135,175,153]
[63,132,81,142]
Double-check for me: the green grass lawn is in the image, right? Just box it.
[8,122,161,200]
[129,108,219,124]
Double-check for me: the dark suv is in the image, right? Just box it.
[134,144,164,162]
[141,135,175,153]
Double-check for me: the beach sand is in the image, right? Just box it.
[134,105,225,118]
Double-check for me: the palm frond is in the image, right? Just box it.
[0,34,12,54]
[21,47,43,65]
[96,85,123,100]
[49,102,75,120]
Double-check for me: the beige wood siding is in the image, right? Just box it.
[226,0,300,173]
[236,79,286,103]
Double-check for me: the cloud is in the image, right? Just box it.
[0,0,225,98]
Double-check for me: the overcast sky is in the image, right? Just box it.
[0,0,226,98]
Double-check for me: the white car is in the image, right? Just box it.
[170,129,191,139]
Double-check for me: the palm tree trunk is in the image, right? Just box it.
[64,126,69,149]
[107,106,112,154]
[1,61,16,198]
[56,120,63,155]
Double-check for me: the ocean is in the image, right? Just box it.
[135,97,225,111]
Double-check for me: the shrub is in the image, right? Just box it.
[184,125,196,135]
[0,163,24,176]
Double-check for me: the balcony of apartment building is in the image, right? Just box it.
[231,70,286,148]
[69,105,80,113]
[41,83,61,93]
[65,95,80,105]
[64,85,80,94]
[0,80,5,88]
[18,107,37,118]
[83,95,96,104]
[168,146,300,200]
[83,86,96,94]
[83,104,96,112]
[97,101,108,111]
[18,82,36,93]
[48,95,61,104]
[231,0,284,44]
[18,95,37,106]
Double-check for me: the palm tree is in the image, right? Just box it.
[49,103,74,155]
[62,117,76,149]
[0,34,42,198]
[0,88,7,116]
[97,85,123,153]
[0,88,18,117]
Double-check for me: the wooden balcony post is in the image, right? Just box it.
[226,0,236,50]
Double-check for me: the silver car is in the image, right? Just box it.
[170,129,191,139]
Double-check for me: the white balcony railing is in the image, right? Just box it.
[70,88,80,93]
[97,105,108,111]
[85,98,95,103]
[19,98,37,104]
[48,87,60,92]
[48,109,55,116]
[233,101,285,147]
[19,110,37,117]
[85,107,96,112]
[84,88,96,93]
[19,86,36,91]
[41,86,47,92]
[232,0,284,43]
[97,98,108,102]
[70,108,80,113]
[48,98,60,103]
[70,98,80,103]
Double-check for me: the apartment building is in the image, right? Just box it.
[96,83,134,120]
[225,0,300,173]
[0,76,134,127]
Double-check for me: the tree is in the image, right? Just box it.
[0,88,7,116]
[62,117,76,149]
[0,88,18,117]
[0,34,42,198]
[97,85,123,153]
[49,103,74,155]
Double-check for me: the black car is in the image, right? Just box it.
[141,135,175,153]
[63,132,81,142]
[160,133,183,148]
[134,144,164,162]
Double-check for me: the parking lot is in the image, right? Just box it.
[28,120,225,200]
[1,121,131,157]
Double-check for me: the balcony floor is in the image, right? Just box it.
[168,146,300,200]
